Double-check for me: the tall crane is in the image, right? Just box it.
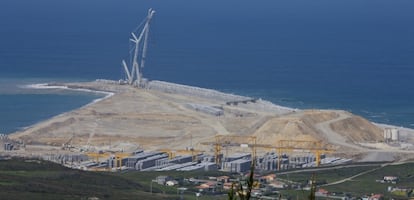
[85,152,111,164]
[158,148,205,162]
[200,135,257,167]
[200,135,335,170]
[256,139,335,170]
[110,152,132,169]
[122,8,156,87]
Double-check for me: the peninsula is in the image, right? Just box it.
[7,79,414,164]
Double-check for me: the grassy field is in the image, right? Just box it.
[0,158,209,200]
[276,165,378,185]
[277,163,414,199]
[0,158,233,200]
[324,163,414,198]
[1,158,414,200]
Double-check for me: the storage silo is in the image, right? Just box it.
[391,128,399,141]
[384,129,392,142]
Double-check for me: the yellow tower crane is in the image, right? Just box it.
[158,148,204,162]
[256,139,335,170]
[200,135,335,170]
[200,135,257,167]
[85,152,111,163]
[111,152,132,169]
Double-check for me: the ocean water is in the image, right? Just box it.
[1,0,414,133]
[0,78,104,133]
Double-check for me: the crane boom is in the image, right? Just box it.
[122,60,132,82]
[121,8,155,86]
[200,134,335,170]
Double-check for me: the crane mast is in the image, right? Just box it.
[122,8,155,87]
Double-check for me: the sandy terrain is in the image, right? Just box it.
[8,80,414,162]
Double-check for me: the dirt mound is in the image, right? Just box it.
[330,114,383,142]
[252,110,339,145]
[301,110,339,124]
[252,110,383,149]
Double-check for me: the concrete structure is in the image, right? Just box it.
[258,153,278,171]
[186,104,224,116]
[135,154,169,171]
[202,155,215,163]
[177,162,218,171]
[222,158,251,173]
[224,153,251,162]
[391,128,399,141]
[147,80,252,103]
[384,128,399,143]
[0,134,8,141]
[0,134,14,151]
[3,143,13,151]
[290,155,315,168]
[156,162,197,171]
[124,151,165,169]
[320,157,352,165]
[43,154,89,165]
[154,158,171,168]
[169,155,193,164]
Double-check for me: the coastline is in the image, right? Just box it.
[5,79,414,164]
[2,79,411,150]
[5,82,115,134]
[24,83,115,106]
[19,80,414,135]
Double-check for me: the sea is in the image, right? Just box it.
[1,0,414,134]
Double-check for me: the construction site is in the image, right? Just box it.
[35,134,349,173]
[6,67,414,174]
[4,8,414,174]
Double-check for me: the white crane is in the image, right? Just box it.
[122,8,156,87]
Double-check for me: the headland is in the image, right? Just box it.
[3,79,414,169]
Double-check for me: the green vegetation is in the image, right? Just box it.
[1,158,414,200]
[0,158,228,200]
[0,158,149,200]
[278,165,377,185]
[324,163,414,198]
[278,163,414,199]
[227,164,255,200]
[0,159,159,199]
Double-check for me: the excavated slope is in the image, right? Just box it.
[252,111,333,144]
[10,82,386,153]
[330,114,384,142]
[252,110,383,148]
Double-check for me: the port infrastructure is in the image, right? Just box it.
[255,139,336,169]
[200,134,335,170]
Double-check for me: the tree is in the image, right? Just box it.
[228,162,255,200]
[308,173,316,200]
